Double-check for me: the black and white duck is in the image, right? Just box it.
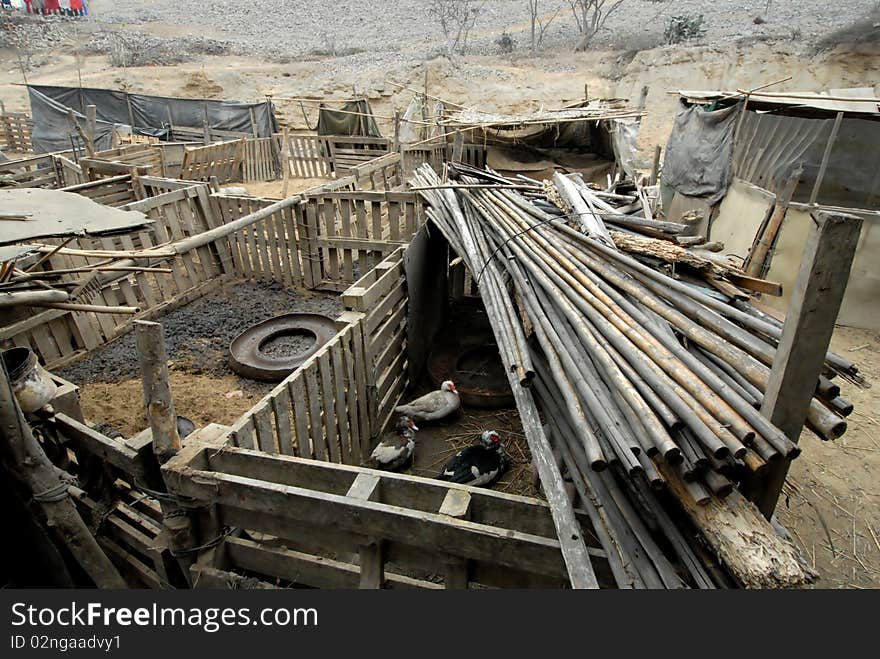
[394,380,460,424]
[438,430,506,487]
[367,415,419,471]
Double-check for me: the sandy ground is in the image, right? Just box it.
[60,281,343,437]
[777,326,880,589]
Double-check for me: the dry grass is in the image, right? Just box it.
[435,409,539,498]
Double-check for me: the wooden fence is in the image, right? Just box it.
[0,153,62,188]
[1,178,425,370]
[0,182,236,369]
[160,434,608,589]
[326,135,392,174]
[303,190,424,291]
[180,139,245,183]
[280,133,392,179]
[283,134,332,177]
[242,136,280,182]
[82,144,167,180]
[0,112,34,152]
[59,174,143,207]
[223,248,407,467]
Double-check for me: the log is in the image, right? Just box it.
[657,461,817,588]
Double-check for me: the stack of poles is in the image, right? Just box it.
[413,164,852,588]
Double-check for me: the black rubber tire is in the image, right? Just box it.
[229,313,339,382]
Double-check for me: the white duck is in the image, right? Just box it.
[394,380,460,423]
[368,416,419,471]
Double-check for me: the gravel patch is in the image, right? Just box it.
[87,0,879,65]
[58,281,343,385]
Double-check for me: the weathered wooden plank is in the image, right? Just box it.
[289,377,310,458]
[748,211,863,518]
[317,350,340,463]
[304,362,328,461]
[272,386,295,456]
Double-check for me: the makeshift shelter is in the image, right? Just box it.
[316,100,381,138]
[662,89,880,330]
[27,85,278,153]
[407,98,644,183]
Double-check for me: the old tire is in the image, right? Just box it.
[229,313,339,382]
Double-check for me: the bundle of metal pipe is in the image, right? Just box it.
[412,164,858,587]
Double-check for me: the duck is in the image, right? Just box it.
[438,430,506,487]
[394,380,460,423]
[367,415,419,471]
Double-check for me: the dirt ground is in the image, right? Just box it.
[60,281,343,437]
[777,326,880,589]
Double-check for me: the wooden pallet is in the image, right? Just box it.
[162,435,611,589]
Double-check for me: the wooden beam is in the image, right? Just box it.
[346,473,385,588]
[747,210,862,518]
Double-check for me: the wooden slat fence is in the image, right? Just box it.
[88,144,167,178]
[180,138,245,183]
[341,248,408,435]
[327,136,392,175]
[60,174,143,207]
[303,189,424,291]
[162,438,600,589]
[0,153,62,188]
[0,112,34,152]
[0,182,236,369]
[283,134,333,178]
[212,194,318,289]
[242,137,281,182]
[223,247,407,464]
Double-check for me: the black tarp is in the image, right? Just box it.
[28,84,278,153]
[317,100,381,137]
[662,100,739,205]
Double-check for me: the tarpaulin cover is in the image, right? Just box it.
[28,87,117,153]
[607,118,640,179]
[662,100,739,205]
[317,100,381,137]
[28,84,278,153]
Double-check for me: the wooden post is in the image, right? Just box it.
[135,319,196,584]
[747,210,862,518]
[0,361,126,588]
[346,473,384,588]
[439,489,471,588]
[392,109,401,153]
[85,104,97,152]
[452,129,464,163]
[248,107,259,139]
[135,320,181,463]
[744,165,802,277]
[649,145,661,186]
[637,85,649,111]
[281,126,291,197]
